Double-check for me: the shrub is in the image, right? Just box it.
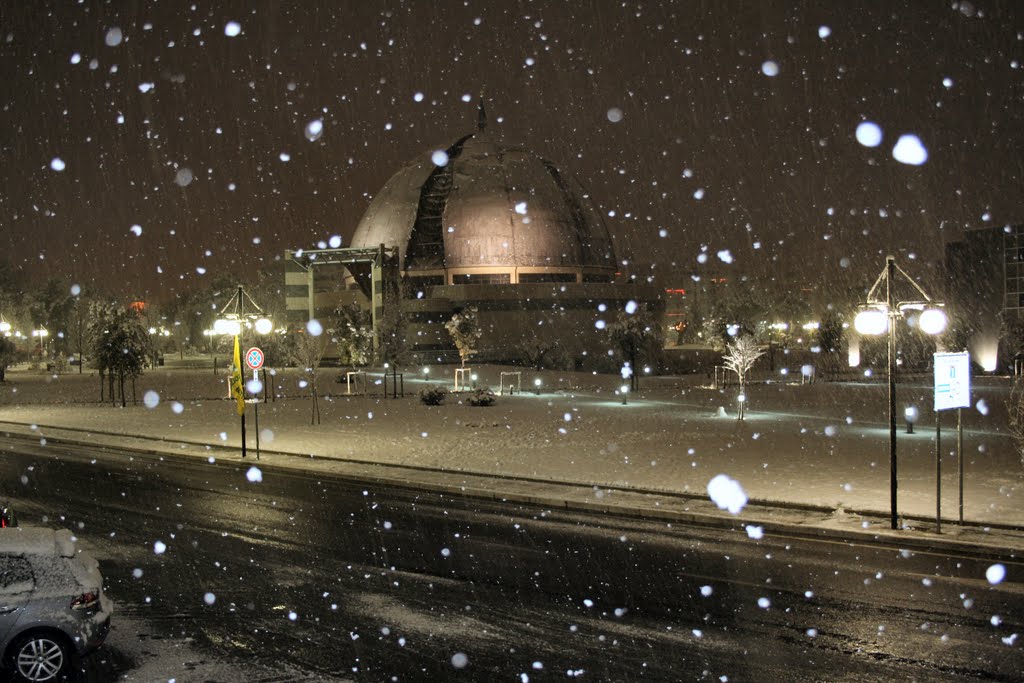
[419,386,447,406]
[465,388,496,407]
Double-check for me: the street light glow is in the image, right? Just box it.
[213,318,242,336]
[918,308,948,336]
[254,317,273,335]
[853,308,887,335]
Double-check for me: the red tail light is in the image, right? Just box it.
[71,592,99,610]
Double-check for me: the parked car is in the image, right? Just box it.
[0,527,113,682]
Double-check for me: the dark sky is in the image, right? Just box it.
[1,0,1022,303]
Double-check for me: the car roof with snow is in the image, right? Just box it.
[0,526,78,558]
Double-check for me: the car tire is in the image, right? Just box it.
[8,632,72,683]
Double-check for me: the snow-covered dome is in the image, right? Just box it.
[350,109,616,286]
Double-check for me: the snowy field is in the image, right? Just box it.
[0,363,1020,528]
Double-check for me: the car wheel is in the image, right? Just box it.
[9,632,72,682]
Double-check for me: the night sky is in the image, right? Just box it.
[2,1,1022,303]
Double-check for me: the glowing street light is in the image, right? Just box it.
[856,256,947,530]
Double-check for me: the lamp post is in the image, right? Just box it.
[854,256,946,530]
[213,285,273,458]
[32,328,49,359]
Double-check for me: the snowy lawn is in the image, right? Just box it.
[0,364,1020,526]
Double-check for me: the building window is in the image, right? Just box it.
[452,273,511,285]
[518,272,577,284]
[407,275,444,288]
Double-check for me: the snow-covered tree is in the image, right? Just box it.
[333,304,373,369]
[445,306,482,367]
[722,335,764,421]
[88,302,150,407]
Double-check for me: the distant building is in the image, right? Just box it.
[286,100,661,367]
[944,224,1022,371]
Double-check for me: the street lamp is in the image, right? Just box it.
[854,256,947,530]
[32,328,49,358]
[213,285,273,459]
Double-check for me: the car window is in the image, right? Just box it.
[0,555,34,594]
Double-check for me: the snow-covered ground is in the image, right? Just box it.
[0,363,1019,527]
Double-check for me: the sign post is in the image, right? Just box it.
[933,351,971,531]
[246,348,265,460]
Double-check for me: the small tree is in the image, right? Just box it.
[607,309,662,390]
[0,337,17,382]
[816,309,845,380]
[722,335,764,421]
[289,331,328,425]
[333,304,373,369]
[1010,381,1024,463]
[87,301,150,406]
[445,306,482,367]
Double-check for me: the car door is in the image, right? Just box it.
[0,555,34,642]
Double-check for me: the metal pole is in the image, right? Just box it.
[886,256,898,530]
[958,407,964,524]
[254,401,260,460]
[240,411,247,458]
[935,409,941,533]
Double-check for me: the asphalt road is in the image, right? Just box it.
[0,435,1021,682]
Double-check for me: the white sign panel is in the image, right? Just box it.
[934,351,971,411]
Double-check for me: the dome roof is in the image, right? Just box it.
[350,129,616,278]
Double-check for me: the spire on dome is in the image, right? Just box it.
[477,93,487,132]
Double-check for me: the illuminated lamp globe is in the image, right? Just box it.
[254,317,273,335]
[918,308,947,336]
[854,308,887,336]
[0,321,10,333]
[214,318,242,336]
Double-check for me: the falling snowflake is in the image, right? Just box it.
[892,134,928,165]
[707,474,748,514]
[104,27,123,47]
[856,121,883,147]
[305,119,324,142]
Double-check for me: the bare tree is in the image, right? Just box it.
[607,308,662,391]
[289,331,329,425]
[722,335,765,421]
